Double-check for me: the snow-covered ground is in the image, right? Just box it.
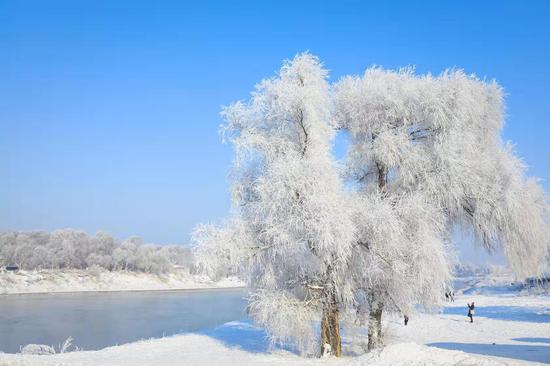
[0,273,548,365]
[0,336,537,366]
[0,305,547,366]
[0,269,244,294]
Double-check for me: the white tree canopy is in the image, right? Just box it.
[334,67,549,279]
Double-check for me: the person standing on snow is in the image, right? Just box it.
[467,302,475,323]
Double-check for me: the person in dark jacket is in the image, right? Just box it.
[467,302,475,323]
[404,315,409,326]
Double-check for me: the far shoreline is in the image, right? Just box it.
[0,269,245,297]
[0,285,247,297]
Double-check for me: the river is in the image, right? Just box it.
[0,288,247,353]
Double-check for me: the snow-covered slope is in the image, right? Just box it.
[0,269,243,294]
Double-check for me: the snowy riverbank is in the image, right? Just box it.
[0,336,533,366]
[0,269,244,295]
[1,290,548,365]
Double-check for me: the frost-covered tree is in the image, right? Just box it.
[161,245,195,272]
[85,231,116,269]
[193,219,248,280]
[334,67,549,349]
[194,53,356,356]
[113,236,142,271]
[195,55,549,356]
[49,229,88,269]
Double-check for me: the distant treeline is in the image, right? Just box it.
[0,230,194,274]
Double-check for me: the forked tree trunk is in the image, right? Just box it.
[367,303,383,351]
[321,303,341,356]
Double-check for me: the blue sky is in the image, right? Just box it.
[1,1,548,263]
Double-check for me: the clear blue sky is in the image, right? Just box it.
[1,1,548,262]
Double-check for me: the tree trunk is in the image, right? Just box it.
[367,304,383,351]
[366,160,387,352]
[321,304,342,357]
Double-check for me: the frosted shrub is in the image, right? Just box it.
[20,344,56,355]
[20,337,78,355]
[58,336,78,353]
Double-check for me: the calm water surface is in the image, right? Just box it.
[0,288,247,353]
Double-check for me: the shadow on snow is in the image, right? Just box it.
[511,337,550,344]
[201,320,270,353]
[201,319,301,355]
[429,342,550,364]
[442,305,550,323]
